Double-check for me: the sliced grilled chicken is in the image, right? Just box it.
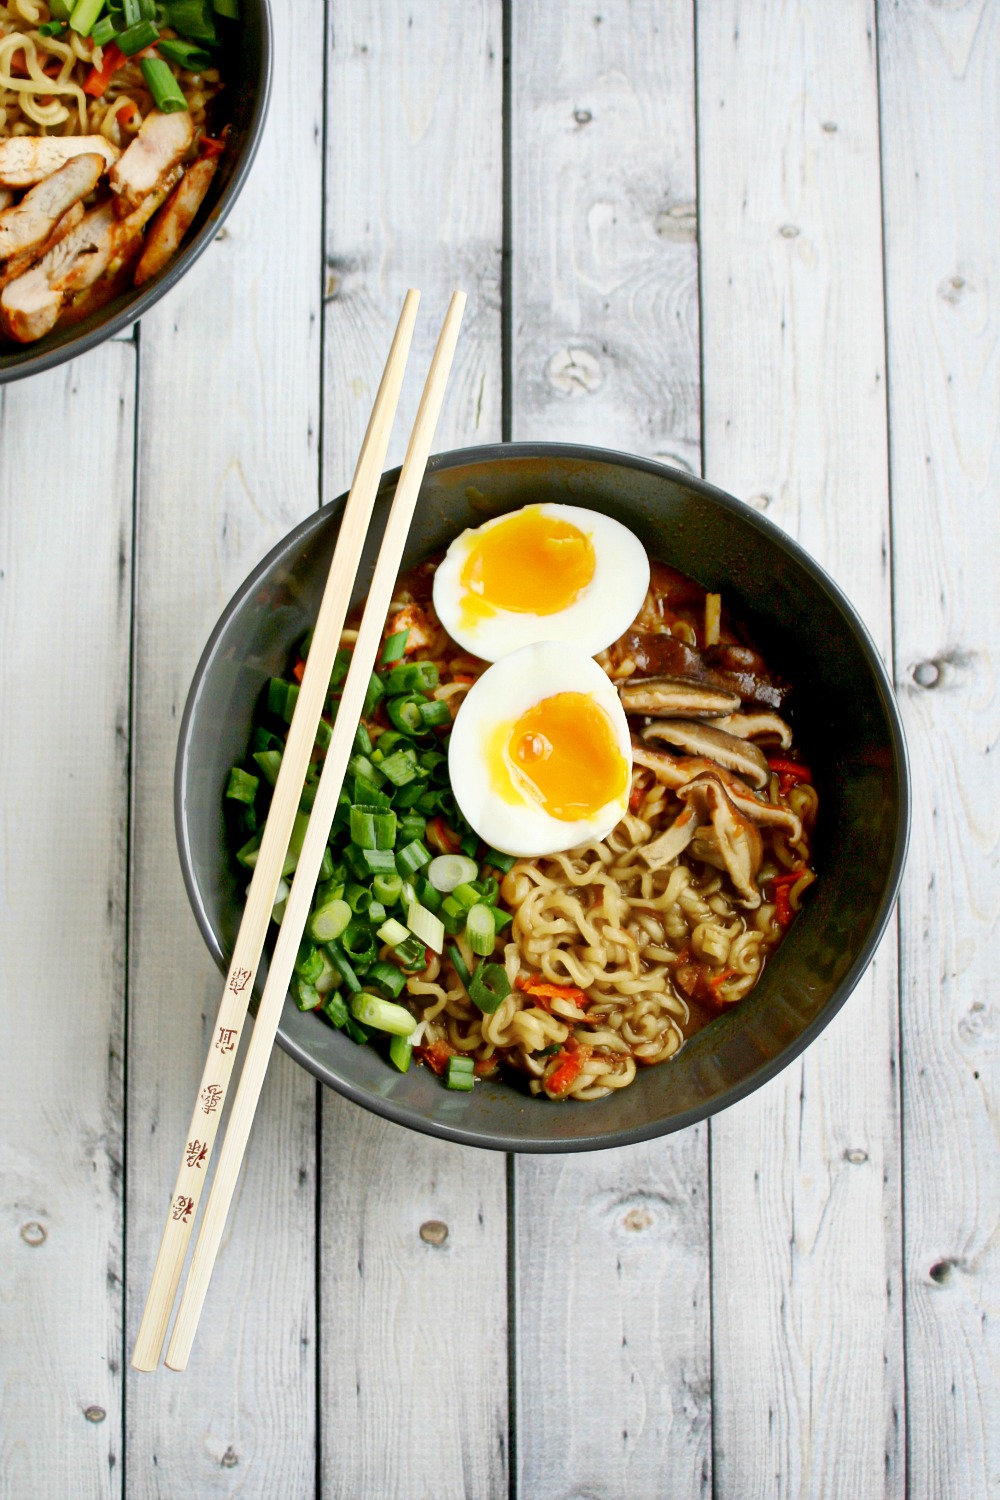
[0,153,105,270]
[0,188,13,213]
[0,181,173,342]
[0,200,85,292]
[109,110,194,215]
[135,155,217,285]
[0,135,119,189]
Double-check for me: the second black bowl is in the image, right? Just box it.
[176,444,909,1153]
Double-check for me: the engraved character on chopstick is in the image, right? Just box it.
[185,1139,208,1168]
[172,1195,195,1223]
[228,967,252,995]
[215,1027,238,1054]
[200,1084,223,1114]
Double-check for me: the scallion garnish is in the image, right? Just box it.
[446,1054,475,1091]
[427,853,478,892]
[406,900,445,955]
[306,897,351,944]
[468,962,511,1015]
[395,838,431,877]
[389,1034,412,1072]
[446,943,472,990]
[366,960,407,999]
[381,628,409,663]
[119,16,158,52]
[141,53,189,108]
[225,766,258,804]
[373,871,403,907]
[350,992,416,1037]
[69,0,105,35]
[465,903,496,957]
[376,916,410,949]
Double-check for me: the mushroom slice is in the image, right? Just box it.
[638,804,702,870]
[713,711,793,749]
[630,737,802,840]
[0,135,119,189]
[0,153,105,271]
[677,774,763,907]
[109,109,194,215]
[618,675,740,717]
[641,719,771,789]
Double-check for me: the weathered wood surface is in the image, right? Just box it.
[697,3,904,1496]
[0,1,996,1497]
[0,346,135,1497]
[319,5,509,1497]
[878,4,1000,1497]
[509,5,711,1498]
[123,3,323,1493]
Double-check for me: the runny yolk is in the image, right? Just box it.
[489,691,628,822]
[459,506,595,624]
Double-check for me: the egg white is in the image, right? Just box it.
[448,641,633,857]
[432,502,650,661]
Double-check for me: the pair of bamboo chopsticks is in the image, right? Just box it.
[132,288,466,1372]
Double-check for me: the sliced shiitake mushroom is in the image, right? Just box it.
[677,774,763,907]
[712,711,793,748]
[617,674,740,718]
[641,719,771,789]
[629,736,802,840]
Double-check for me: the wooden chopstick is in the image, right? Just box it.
[164,291,467,1371]
[130,289,422,1373]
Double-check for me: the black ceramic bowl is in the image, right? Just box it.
[0,0,271,384]
[177,444,909,1152]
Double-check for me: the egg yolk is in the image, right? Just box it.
[460,507,595,625]
[489,692,628,822]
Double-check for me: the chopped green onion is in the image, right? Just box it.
[123,0,141,21]
[484,846,516,873]
[350,992,416,1037]
[406,900,444,954]
[295,940,323,984]
[373,871,403,907]
[252,725,283,754]
[344,883,372,915]
[465,903,496,957]
[361,671,385,718]
[367,900,387,925]
[225,766,258,804]
[306,898,351,944]
[452,882,480,911]
[349,721,372,757]
[343,843,370,882]
[164,0,216,41]
[49,0,73,16]
[353,773,391,809]
[382,628,409,663]
[348,752,384,788]
[427,853,478,892]
[441,894,465,924]
[395,839,431,876]
[361,846,396,874]
[299,780,317,812]
[236,831,262,868]
[448,1054,474,1072]
[349,805,376,848]
[416,877,442,914]
[267,677,291,715]
[281,808,310,878]
[366,960,407,999]
[69,0,105,36]
[314,949,340,993]
[386,694,428,734]
[396,813,427,845]
[314,718,333,753]
[38,18,69,35]
[468,962,511,1015]
[477,875,499,905]
[374,811,397,848]
[325,945,361,992]
[392,782,425,810]
[322,992,349,1027]
[141,53,189,110]
[385,660,439,694]
[379,747,419,786]
[394,936,426,970]
[119,17,159,52]
[490,907,514,933]
[377,916,409,948]
[460,832,479,859]
[344,1016,372,1045]
[389,1034,412,1072]
[341,917,377,965]
[419,699,451,728]
[291,976,320,1011]
[252,748,282,786]
[329,647,351,690]
[318,844,334,883]
[270,876,289,924]
[213,0,237,15]
[446,1055,475,1091]
[446,943,472,989]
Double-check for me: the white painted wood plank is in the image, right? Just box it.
[320,6,508,1496]
[510,0,701,477]
[877,3,1000,1495]
[123,2,325,1492]
[697,4,903,1496]
[508,6,710,1497]
[0,346,135,1495]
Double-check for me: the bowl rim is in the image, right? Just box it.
[0,0,273,385]
[175,440,911,1153]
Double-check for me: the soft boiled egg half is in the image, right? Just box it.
[448,641,633,857]
[432,502,650,661]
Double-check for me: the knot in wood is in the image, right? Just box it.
[84,1406,106,1423]
[623,1206,653,1232]
[573,108,593,126]
[746,493,771,512]
[220,1447,239,1468]
[779,224,800,239]
[20,1220,46,1246]
[844,1148,868,1165]
[654,202,697,242]
[547,347,603,397]
[419,1219,449,1247]
[913,660,940,688]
